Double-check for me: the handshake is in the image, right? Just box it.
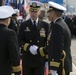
[29,45,38,55]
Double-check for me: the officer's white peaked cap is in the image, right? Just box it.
[48,1,66,12]
[40,7,46,11]
[14,9,19,13]
[0,5,16,19]
[28,1,43,12]
[28,1,43,7]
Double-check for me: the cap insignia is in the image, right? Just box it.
[32,2,37,7]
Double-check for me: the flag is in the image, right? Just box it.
[17,0,25,16]
[13,0,16,3]
[9,0,13,3]
[6,0,8,5]
[25,0,30,9]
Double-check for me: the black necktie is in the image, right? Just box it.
[33,20,36,26]
[33,21,36,29]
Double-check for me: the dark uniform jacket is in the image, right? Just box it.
[18,19,49,67]
[8,19,20,35]
[72,16,76,36]
[48,18,72,73]
[65,17,73,37]
[0,24,20,75]
[38,18,72,74]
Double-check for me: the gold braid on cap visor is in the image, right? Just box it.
[30,7,40,11]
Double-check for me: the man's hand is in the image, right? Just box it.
[29,45,38,55]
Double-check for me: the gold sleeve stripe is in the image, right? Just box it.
[50,61,60,67]
[39,47,45,57]
[23,43,29,51]
[12,65,20,72]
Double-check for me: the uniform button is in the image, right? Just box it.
[47,44,48,45]
[37,40,39,43]
[30,40,32,42]
[22,45,23,47]
[52,59,54,61]
[20,47,22,49]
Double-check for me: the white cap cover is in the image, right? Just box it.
[48,1,66,11]
[0,5,16,19]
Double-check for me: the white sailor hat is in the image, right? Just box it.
[0,5,16,19]
[40,7,46,11]
[48,1,66,12]
[28,1,43,12]
[14,9,19,13]
[12,9,20,16]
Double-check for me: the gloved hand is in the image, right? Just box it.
[45,62,48,68]
[29,45,38,55]
[51,70,58,75]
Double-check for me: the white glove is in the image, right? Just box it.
[29,45,38,55]
[45,62,48,68]
[51,70,58,75]
[33,45,38,49]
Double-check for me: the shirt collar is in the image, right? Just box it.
[31,18,38,26]
[54,17,62,23]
